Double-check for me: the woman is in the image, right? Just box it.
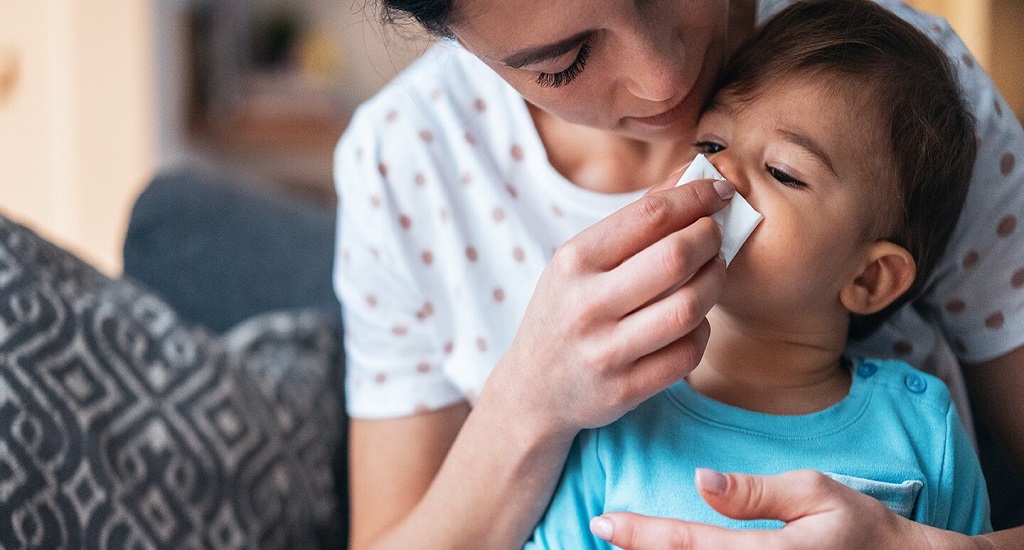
[335,0,1024,547]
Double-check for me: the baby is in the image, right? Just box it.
[527,0,988,546]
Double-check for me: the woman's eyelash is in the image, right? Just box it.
[535,43,591,88]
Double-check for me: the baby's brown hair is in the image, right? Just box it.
[709,0,976,339]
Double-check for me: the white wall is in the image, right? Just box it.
[0,0,157,275]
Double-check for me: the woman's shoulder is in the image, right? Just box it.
[347,41,523,139]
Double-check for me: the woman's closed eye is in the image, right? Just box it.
[536,43,591,88]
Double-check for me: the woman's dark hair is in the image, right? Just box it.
[379,0,458,38]
[710,0,977,340]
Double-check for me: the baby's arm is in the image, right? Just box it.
[935,400,992,534]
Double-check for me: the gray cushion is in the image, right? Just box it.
[123,170,338,334]
[0,215,342,548]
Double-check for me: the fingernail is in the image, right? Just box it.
[696,468,728,495]
[713,179,735,200]
[590,516,613,541]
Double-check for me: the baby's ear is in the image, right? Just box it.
[839,241,916,315]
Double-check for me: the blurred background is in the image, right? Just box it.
[0,0,1021,276]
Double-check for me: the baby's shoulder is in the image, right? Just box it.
[851,357,953,414]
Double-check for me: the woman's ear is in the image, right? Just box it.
[839,241,916,315]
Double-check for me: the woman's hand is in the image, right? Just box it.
[590,469,981,549]
[484,177,734,438]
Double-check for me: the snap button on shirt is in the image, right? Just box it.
[904,374,927,394]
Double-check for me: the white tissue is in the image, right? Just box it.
[675,154,762,266]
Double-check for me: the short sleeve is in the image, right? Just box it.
[912,16,1024,363]
[933,401,992,533]
[333,106,463,419]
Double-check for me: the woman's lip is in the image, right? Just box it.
[625,96,689,127]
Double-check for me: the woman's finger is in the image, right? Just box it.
[695,469,854,523]
[592,512,784,550]
[612,253,725,359]
[599,215,722,315]
[566,178,734,272]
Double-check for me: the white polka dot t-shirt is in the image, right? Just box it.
[335,2,1024,419]
[334,43,644,418]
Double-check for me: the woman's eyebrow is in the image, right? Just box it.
[501,31,593,69]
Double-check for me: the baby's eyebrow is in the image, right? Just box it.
[776,129,838,177]
[501,30,594,69]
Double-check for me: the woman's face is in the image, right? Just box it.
[450,0,731,143]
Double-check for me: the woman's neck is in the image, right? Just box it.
[686,308,852,415]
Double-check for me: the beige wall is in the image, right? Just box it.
[0,1,156,275]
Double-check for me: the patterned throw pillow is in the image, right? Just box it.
[0,215,342,548]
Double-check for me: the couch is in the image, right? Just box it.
[2,168,1021,548]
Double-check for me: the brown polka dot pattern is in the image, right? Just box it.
[416,361,431,373]
[511,145,524,161]
[963,251,979,269]
[419,130,434,143]
[552,205,565,218]
[476,337,488,352]
[513,247,525,262]
[431,88,443,101]
[475,98,487,112]
[378,163,389,177]
[945,299,965,314]
[465,132,477,146]
[365,294,378,308]
[961,53,974,67]
[461,173,473,185]
[399,214,412,230]
[1013,268,1024,288]
[1002,153,1016,176]
[893,340,913,356]
[375,372,388,384]
[443,341,454,354]
[493,288,505,302]
[995,100,1004,118]
[997,215,1017,238]
[415,173,426,186]
[392,325,409,336]
[985,312,1005,330]
[954,339,968,355]
[439,208,450,222]
[505,183,518,199]
[421,250,434,265]
[371,195,382,208]
[386,110,398,122]
[466,246,479,262]
[493,207,505,222]
[416,302,434,320]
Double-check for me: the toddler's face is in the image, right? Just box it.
[693,75,898,325]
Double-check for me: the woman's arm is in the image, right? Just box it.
[347,179,734,549]
[963,346,1024,479]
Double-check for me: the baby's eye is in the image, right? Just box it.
[694,141,725,155]
[768,166,807,189]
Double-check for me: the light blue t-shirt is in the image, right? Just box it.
[526,359,991,548]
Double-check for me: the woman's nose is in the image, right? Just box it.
[621,34,685,102]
